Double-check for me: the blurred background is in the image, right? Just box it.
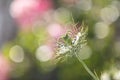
[0,0,120,80]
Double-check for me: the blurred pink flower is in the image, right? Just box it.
[10,0,53,26]
[47,23,67,39]
[0,54,10,80]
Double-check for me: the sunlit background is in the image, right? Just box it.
[0,0,120,80]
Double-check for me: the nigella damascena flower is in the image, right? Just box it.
[55,22,88,61]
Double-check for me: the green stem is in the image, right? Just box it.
[75,53,99,80]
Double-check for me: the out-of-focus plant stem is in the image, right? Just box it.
[75,53,100,80]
